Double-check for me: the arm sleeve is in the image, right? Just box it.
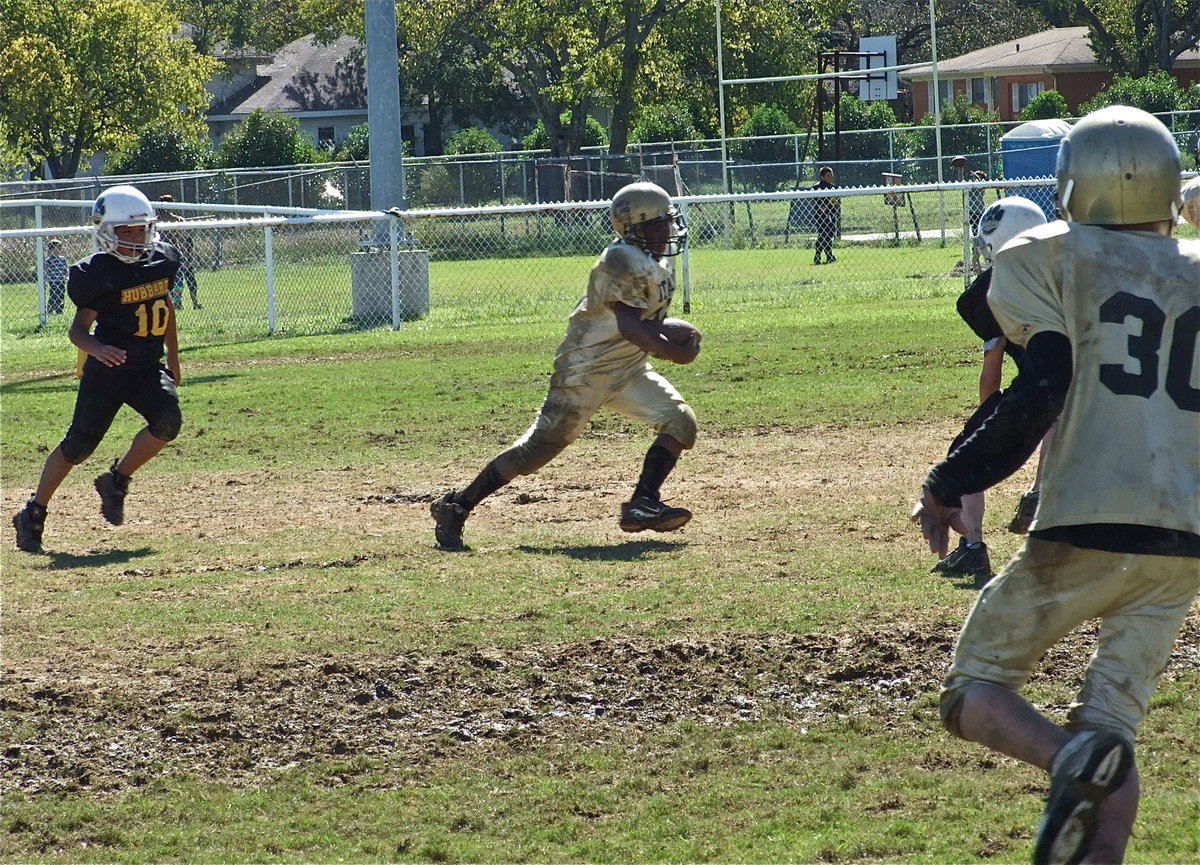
[924,331,1072,507]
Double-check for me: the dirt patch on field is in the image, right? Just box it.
[4,617,1198,797]
[3,424,1198,798]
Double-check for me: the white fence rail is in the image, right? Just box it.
[4,177,1195,343]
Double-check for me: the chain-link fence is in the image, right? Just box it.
[5,111,1198,211]
[4,176,1198,344]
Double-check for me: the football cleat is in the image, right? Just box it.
[931,539,991,583]
[1008,490,1040,535]
[12,499,47,553]
[430,491,469,551]
[619,496,692,533]
[1034,729,1133,865]
[94,462,130,526]
[1003,484,1041,532]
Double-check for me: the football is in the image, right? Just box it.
[660,317,701,347]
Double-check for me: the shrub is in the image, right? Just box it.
[522,112,608,151]
[1019,90,1071,120]
[216,109,320,168]
[105,122,211,174]
[631,104,699,145]
[730,105,799,191]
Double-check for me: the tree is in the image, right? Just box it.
[0,0,219,178]
[104,122,212,175]
[1036,0,1200,76]
[215,109,319,167]
[833,0,1046,72]
[163,0,309,53]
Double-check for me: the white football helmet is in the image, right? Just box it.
[1179,176,1200,231]
[92,185,158,263]
[1056,105,1182,225]
[610,181,687,257]
[974,196,1048,264]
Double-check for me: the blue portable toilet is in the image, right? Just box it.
[1001,119,1071,219]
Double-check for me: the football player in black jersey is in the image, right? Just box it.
[12,186,183,553]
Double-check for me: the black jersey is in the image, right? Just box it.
[68,243,180,370]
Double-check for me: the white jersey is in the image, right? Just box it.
[551,239,675,390]
[989,221,1200,535]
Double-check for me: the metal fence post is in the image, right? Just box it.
[264,218,276,334]
[35,204,46,327]
[390,218,401,330]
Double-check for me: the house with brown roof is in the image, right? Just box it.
[902,27,1200,121]
[205,34,433,156]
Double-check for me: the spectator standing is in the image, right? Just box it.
[44,239,69,315]
[812,166,838,264]
[157,194,202,309]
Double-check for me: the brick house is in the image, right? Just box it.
[902,27,1200,121]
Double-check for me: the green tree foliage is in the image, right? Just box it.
[104,122,212,175]
[1019,90,1072,120]
[446,128,504,156]
[656,0,822,140]
[731,104,800,191]
[834,0,1047,71]
[1037,0,1200,76]
[215,109,320,168]
[0,0,219,178]
[828,95,901,184]
[163,0,308,53]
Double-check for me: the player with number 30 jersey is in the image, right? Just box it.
[913,106,1200,865]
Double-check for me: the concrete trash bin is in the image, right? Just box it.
[350,249,430,324]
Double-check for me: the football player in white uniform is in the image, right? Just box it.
[431,181,700,551]
[912,106,1200,864]
[934,197,1049,582]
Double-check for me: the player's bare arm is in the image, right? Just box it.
[612,302,701,364]
[68,307,126,368]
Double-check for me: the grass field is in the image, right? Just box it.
[1,250,1197,864]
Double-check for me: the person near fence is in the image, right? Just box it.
[812,166,838,264]
[911,106,1200,865]
[12,185,183,554]
[933,196,1051,584]
[157,194,202,309]
[430,181,698,551]
[44,239,69,315]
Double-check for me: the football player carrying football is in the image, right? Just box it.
[431,181,699,551]
[12,186,183,553]
[912,106,1200,865]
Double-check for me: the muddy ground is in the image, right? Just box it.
[3,426,1198,800]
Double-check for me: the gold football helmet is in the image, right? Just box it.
[1056,106,1182,225]
[610,181,687,257]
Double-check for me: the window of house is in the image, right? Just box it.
[969,78,988,105]
[317,126,336,150]
[1012,82,1045,113]
[929,79,954,112]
